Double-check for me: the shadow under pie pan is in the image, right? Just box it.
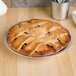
[5,20,72,59]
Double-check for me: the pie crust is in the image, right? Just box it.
[7,19,71,56]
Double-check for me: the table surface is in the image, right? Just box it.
[0,7,76,76]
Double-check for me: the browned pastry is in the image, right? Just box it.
[7,19,71,57]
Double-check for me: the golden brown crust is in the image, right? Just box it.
[7,19,71,57]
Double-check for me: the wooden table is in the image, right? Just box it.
[0,7,76,76]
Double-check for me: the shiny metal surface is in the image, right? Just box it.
[72,11,76,24]
[51,1,70,19]
[5,20,72,59]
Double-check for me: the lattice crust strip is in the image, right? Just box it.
[7,19,71,57]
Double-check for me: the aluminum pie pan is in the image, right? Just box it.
[5,20,72,59]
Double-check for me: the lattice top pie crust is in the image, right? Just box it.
[7,19,71,57]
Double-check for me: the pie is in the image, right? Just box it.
[7,19,71,57]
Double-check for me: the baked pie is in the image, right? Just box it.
[7,19,71,57]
